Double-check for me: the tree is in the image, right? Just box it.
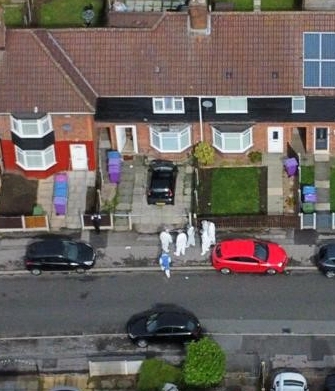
[183,337,226,388]
[193,142,215,166]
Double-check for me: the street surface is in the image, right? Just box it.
[0,271,334,337]
[1,271,335,385]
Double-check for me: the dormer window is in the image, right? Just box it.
[153,97,184,113]
[11,114,53,138]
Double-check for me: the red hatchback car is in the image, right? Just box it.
[212,239,289,275]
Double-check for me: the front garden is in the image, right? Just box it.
[0,173,37,215]
[197,166,267,215]
[137,337,226,391]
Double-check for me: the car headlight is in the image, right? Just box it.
[84,261,93,265]
[277,262,283,267]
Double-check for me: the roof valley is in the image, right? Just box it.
[32,29,97,110]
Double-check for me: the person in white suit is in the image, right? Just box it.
[174,230,187,256]
[207,221,216,246]
[186,224,195,248]
[159,228,173,253]
[201,228,211,256]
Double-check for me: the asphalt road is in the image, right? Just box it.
[2,271,335,381]
[1,271,334,338]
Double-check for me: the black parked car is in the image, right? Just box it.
[316,243,335,278]
[24,238,96,276]
[126,305,202,348]
[325,374,335,391]
[147,160,178,205]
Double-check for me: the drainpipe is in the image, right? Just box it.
[198,96,204,141]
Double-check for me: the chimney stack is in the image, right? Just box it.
[188,0,209,33]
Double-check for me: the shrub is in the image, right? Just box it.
[183,337,226,388]
[194,142,215,166]
[248,150,262,164]
[137,358,182,391]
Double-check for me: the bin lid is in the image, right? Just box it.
[107,151,121,159]
[54,196,67,205]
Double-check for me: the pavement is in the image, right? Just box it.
[0,227,332,275]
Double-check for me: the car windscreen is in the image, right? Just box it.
[283,380,304,388]
[146,313,159,332]
[63,241,79,261]
[254,242,269,261]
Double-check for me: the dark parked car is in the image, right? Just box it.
[325,374,335,391]
[147,160,178,205]
[24,238,96,276]
[316,243,335,278]
[126,305,202,347]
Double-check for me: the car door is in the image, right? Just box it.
[227,257,259,273]
[154,326,173,343]
[171,326,192,343]
[48,257,72,271]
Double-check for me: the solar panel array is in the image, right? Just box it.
[304,32,335,88]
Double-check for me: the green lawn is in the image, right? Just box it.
[3,5,24,27]
[39,0,103,27]
[209,167,261,214]
[300,165,314,186]
[215,0,296,11]
[261,0,296,10]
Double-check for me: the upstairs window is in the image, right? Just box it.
[11,115,53,138]
[153,97,184,113]
[304,32,335,88]
[292,96,306,113]
[216,97,248,113]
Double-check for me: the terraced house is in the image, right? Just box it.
[1,3,335,226]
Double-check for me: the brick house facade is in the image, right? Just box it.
[1,6,335,179]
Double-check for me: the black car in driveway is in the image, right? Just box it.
[316,243,335,278]
[325,374,335,391]
[24,238,96,276]
[146,160,178,205]
[126,305,202,348]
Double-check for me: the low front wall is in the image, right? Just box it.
[0,215,49,231]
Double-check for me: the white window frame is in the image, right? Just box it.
[292,96,306,113]
[216,97,248,113]
[152,97,185,113]
[150,125,191,152]
[10,115,53,138]
[15,145,56,170]
[212,126,253,153]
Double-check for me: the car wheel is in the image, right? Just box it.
[31,268,41,276]
[325,270,335,278]
[76,267,86,274]
[220,268,231,275]
[266,268,277,275]
[136,339,148,348]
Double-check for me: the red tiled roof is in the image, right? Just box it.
[2,11,335,113]
[0,29,94,113]
[50,12,335,97]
